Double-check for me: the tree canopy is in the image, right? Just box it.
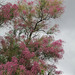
[0,0,64,75]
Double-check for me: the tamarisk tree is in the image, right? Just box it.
[0,0,64,75]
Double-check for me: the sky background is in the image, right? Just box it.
[0,0,75,75]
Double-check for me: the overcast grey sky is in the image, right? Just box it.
[54,0,75,75]
[0,0,75,75]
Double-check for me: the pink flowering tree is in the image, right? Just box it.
[0,0,64,75]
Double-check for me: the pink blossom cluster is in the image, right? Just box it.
[21,48,35,60]
[0,61,18,75]
[0,3,18,23]
[29,37,64,60]
[47,64,62,75]
[0,35,64,75]
[26,36,64,61]
[19,41,26,49]
[31,61,41,74]
[41,39,64,59]
[0,59,41,75]
[55,71,62,75]
[38,0,64,18]
[49,0,64,16]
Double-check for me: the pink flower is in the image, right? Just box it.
[19,41,26,49]
[21,35,25,39]
[24,0,26,2]
[19,65,26,71]
[43,9,48,13]
[31,61,41,74]
[1,39,5,44]
[28,1,33,5]
[31,9,35,13]
[0,71,3,75]
[0,65,3,71]
[49,6,54,15]
[22,48,35,59]
[13,10,19,17]
[12,4,18,10]
[55,71,62,74]
[14,25,18,29]
[23,10,26,15]
[50,47,54,53]
[9,30,13,34]
[39,60,45,65]
[12,56,18,63]
[52,40,63,47]
[19,58,26,64]
[3,62,18,74]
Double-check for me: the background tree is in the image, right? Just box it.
[0,0,64,75]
